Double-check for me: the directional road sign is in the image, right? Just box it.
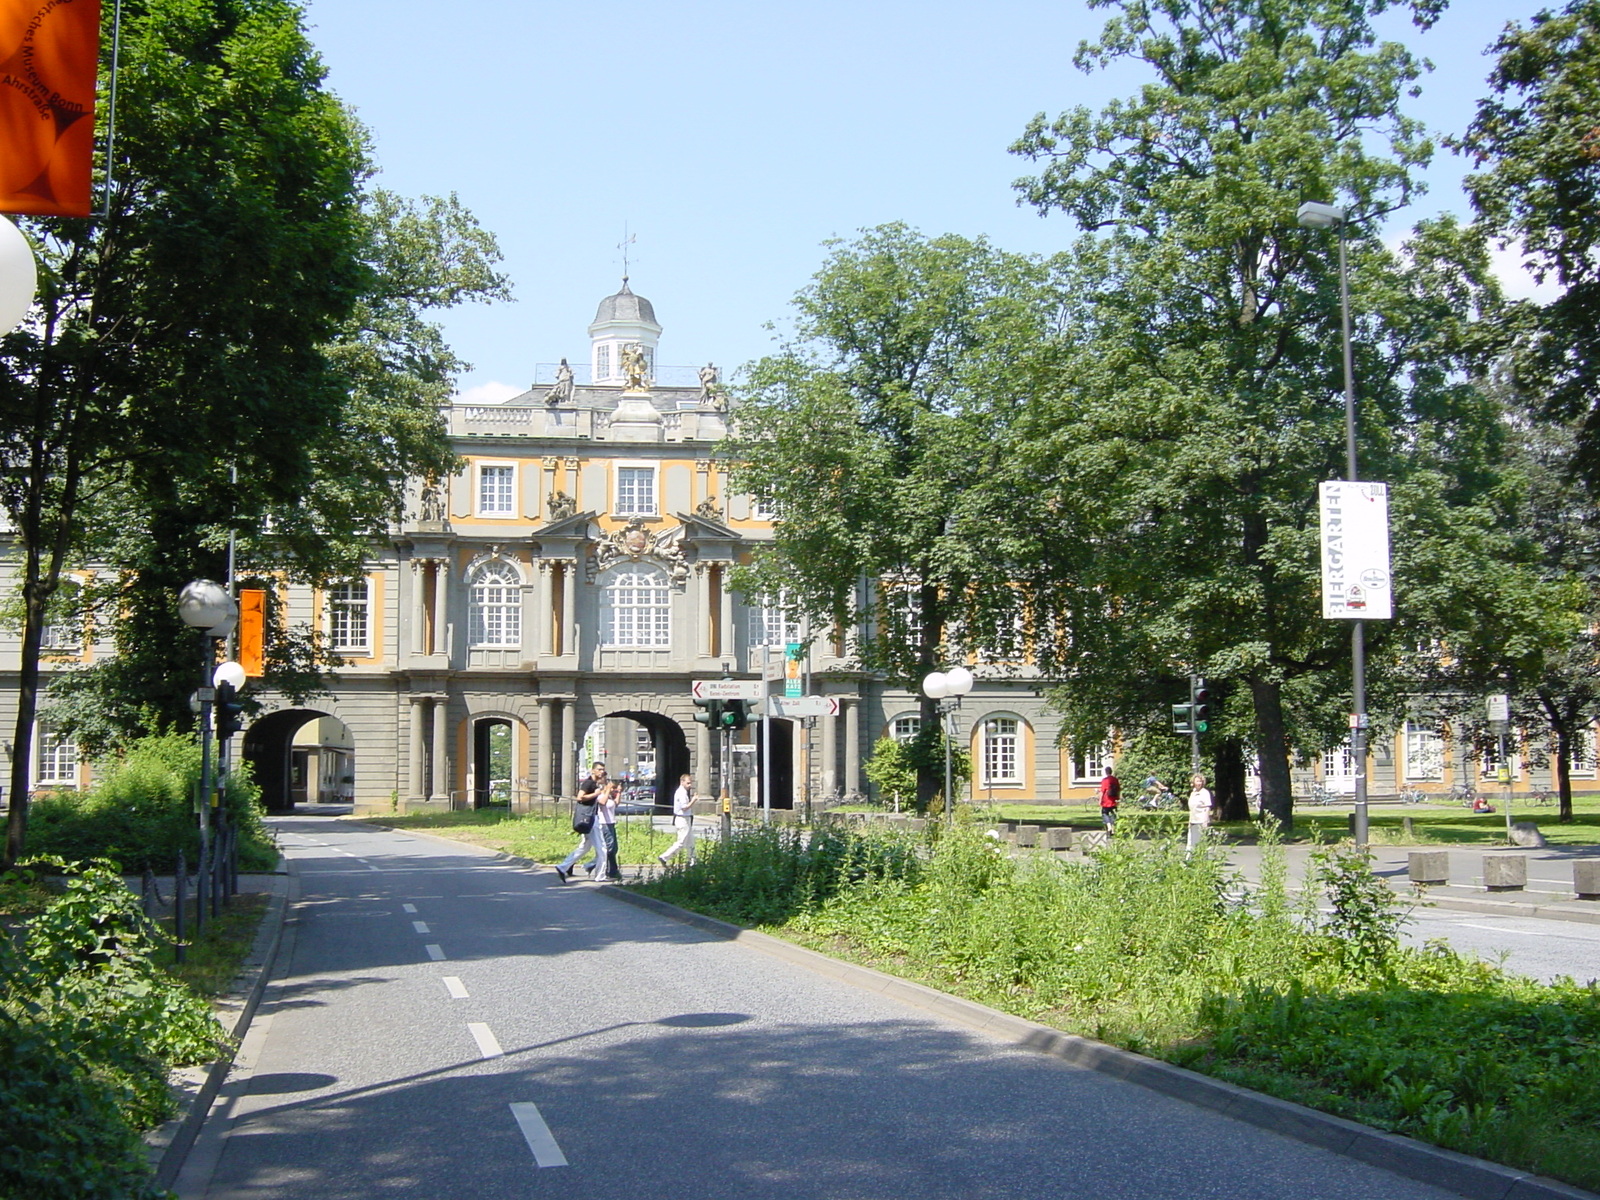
[761,695,840,719]
[691,679,765,701]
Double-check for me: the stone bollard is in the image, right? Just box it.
[1076,830,1109,852]
[1408,850,1449,886]
[1041,827,1073,851]
[906,817,928,833]
[1574,860,1600,900]
[1015,824,1040,848]
[1483,854,1527,892]
[1401,816,1414,839]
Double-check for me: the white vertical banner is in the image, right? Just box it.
[1319,481,1392,620]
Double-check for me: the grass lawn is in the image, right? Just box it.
[359,808,675,865]
[154,891,272,997]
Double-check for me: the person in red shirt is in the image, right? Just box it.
[1099,771,1121,832]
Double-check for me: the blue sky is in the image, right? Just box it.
[299,0,1551,402]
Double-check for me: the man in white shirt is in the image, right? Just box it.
[658,773,696,868]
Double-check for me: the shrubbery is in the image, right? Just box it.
[0,857,227,1200]
[641,822,1600,1190]
[26,733,275,873]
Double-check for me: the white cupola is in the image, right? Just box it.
[588,278,662,387]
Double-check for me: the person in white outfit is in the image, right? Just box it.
[1187,773,1213,851]
[659,773,696,867]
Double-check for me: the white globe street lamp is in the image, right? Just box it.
[178,580,240,935]
[0,216,38,335]
[922,665,975,825]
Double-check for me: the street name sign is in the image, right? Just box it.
[691,679,764,701]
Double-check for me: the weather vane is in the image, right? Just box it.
[617,225,637,282]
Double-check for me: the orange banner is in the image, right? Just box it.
[0,0,99,217]
[238,589,266,678]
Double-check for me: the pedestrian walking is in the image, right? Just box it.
[555,762,608,882]
[659,772,697,868]
[1186,772,1213,851]
[593,780,622,881]
[1098,770,1120,832]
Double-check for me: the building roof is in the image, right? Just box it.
[592,278,657,327]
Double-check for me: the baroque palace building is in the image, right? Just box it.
[10,281,1587,812]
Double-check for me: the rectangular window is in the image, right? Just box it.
[1403,720,1443,781]
[1481,740,1522,780]
[596,344,611,379]
[615,466,657,516]
[1323,744,1356,791]
[328,580,370,652]
[985,718,1022,786]
[753,494,779,521]
[1572,726,1596,776]
[1070,742,1108,784]
[891,715,921,742]
[36,725,79,787]
[749,599,801,648]
[478,465,515,516]
[39,619,80,653]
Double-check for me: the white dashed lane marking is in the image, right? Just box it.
[442,976,469,999]
[425,944,445,961]
[412,921,430,934]
[468,1022,503,1059]
[509,1103,568,1168]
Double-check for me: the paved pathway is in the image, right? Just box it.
[174,815,1476,1200]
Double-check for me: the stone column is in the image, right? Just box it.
[409,697,426,801]
[718,567,734,665]
[432,559,450,656]
[409,560,426,660]
[536,698,554,797]
[559,700,576,799]
[536,562,554,657]
[431,696,448,802]
[694,565,710,660]
[844,697,861,798]
[561,558,577,659]
[820,704,837,800]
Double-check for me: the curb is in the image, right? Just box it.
[601,884,1597,1200]
[147,867,293,1190]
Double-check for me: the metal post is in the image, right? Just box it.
[196,637,215,937]
[1338,223,1370,850]
[1500,729,1513,842]
[761,642,772,824]
[943,702,955,827]
[174,848,186,964]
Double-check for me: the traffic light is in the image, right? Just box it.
[693,697,725,729]
[215,680,245,741]
[1190,676,1212,733]
[720,699,750,730]
[1171,703,1194,734]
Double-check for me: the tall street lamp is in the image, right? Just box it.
[178,580,238,931]
[1297,199,1370,848]
[921,665,974,825]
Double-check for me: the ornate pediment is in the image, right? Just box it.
[591,516,689,586]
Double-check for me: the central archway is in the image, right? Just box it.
[243,709,354,813]
[591,710,689,810]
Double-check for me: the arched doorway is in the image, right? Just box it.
[470,717,515,808]
[243,709,355,813]
[580,710,690,811]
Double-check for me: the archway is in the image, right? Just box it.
[757,719,796,809]
[471,717,514,808]
[243,709,354,813]
[582,710,690,811]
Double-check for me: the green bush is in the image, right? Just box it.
[0,857,227,1200]
[26,733,275,873]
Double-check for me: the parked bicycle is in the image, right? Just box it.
[1530,787,1556,808]
[1449,781,1479,807]
[1305,782,1338,806]
[1399,785,1425,805]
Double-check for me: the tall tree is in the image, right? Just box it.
[1001,0,1506,827]
[0,1,506,865]
[727,224,1063,808]
[1456,1,1600,487]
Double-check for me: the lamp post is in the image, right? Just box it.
[177,581,238,931]
[1297,199,1370,848]
[921,665,974,825]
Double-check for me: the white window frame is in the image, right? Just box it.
[749,597,801,648]
[1571,725,1597,777]
[984,718,1023,786]
[601,565,671,647]
[1481,738,1522,781]
[476,463,516,517]
[1070,741,1110,785]
[1403,720,1443,782]
[469,560,522,647]
[595,343,611,381]
[35,724,79,788]
[614,464,658,517]
[1323,744,1357,792]
[891,714,921,743]
[327,579,371,653]
[753,494,779,521]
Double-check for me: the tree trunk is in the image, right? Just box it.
[1250,675,1294,833]
[1555,722,1574,824]
[1214,737,1250,821]
[4,598,45,869]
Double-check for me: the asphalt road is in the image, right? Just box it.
[1405,907,1600,983]
[176,817,1476,1200]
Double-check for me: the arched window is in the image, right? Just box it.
[469,560,522,647]
[983,717,1023,787]
[602,565,671,647]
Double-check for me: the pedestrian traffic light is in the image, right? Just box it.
[720,699,749,730]
[1171,703,1194,734]
[215,680,245,741]
[693,698,725,729]
[1190,676,1211,733]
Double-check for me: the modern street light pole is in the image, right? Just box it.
[1298,200,1369,847]
[177,580,238,931]
[921,666,974,825]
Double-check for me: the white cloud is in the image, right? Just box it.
[453,380,523,405]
